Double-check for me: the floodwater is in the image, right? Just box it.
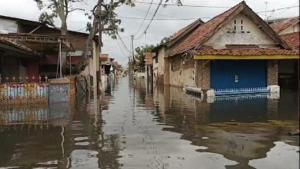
[0,77,299,169]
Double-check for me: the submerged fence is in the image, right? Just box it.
[0,83,48,104]
[0,75,49,104]
[215,87,270,96]
[0,105,49,126]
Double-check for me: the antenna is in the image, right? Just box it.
[264,1,268,21]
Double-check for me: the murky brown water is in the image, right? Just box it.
[0,77,299,169]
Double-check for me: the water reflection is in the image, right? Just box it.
[151,83,299,169]
[0,77,298,169]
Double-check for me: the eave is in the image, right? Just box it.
[194,55,299,60]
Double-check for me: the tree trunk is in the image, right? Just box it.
[61,19,68,36]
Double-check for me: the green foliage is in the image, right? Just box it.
[87,0,134,39]
[160,36,171,45]
[34,0,85,34]
[134,45,155,72]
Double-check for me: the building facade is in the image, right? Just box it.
[0,15,99,87]
[270,17,299,89]
[154,2,299,90]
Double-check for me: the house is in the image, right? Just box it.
[155,1,298,91]
[152,44,166,85]
[152,19,204,85]
[0,15,99,87]
[270,17,299,88]
[100,54,115,76]
[269,16,299,36]
[0,37,40,82]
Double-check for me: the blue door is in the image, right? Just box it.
[211,60,267,89]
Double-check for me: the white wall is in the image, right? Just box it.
[157,47,165,76]
[0,18,18,33]
[205,13,278,49]
[153,47,166,85]
[80,41,99,91]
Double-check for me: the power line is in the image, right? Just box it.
[117,5,298,22]
[133,0,154,36]
[135,0,163,40]
[135,0,299,12]
[134,1,230,8]
[119,16,208,20]
[116,33,131,53]
[256,5,299,13]
[115,39,129,58]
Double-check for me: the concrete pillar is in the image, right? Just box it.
[196,60,210,90]
[164,58,170,85]
[267,60,278,86]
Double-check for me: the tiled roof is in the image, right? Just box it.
[170,1,289,56]
[280,32,299,50]
[168,19,204,46]
[270,17,299,33]
[192,48,299,56]
[170,2,243,56]
[100,54,109,61]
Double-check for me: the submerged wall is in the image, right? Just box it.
[168,57,196,87]
[195,60,211,90]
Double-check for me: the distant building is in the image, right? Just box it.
[269,17,299,35]
[154,1,298,90]
[269,16,299,49]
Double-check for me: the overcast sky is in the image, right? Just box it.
[0,0,299,65]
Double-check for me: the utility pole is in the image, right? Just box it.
[130,35,135,77]
[97,0,103,93]
[131,35,134,61]
[264,1,268,21]
[59,39,63,78]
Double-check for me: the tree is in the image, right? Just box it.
[78,0,134,71]
[34,0,85,35]
[134,45,155,72]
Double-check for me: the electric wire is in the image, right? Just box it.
[135,0,163,40]
[116,33,131,53]
[133,0,154,37]
[134,1,230,8]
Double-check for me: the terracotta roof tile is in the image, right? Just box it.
[280,32,299,50]
[192,48,299,56]
[170,1,289,56]
[170,2,243,56]
[270,17,299,33]
[168,19,204,46]
[100,54,109,61]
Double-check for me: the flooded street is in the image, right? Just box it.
[0,77,299,169]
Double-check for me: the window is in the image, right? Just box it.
[233,19,237,32]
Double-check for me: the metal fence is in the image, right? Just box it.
[0,82,49,104]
